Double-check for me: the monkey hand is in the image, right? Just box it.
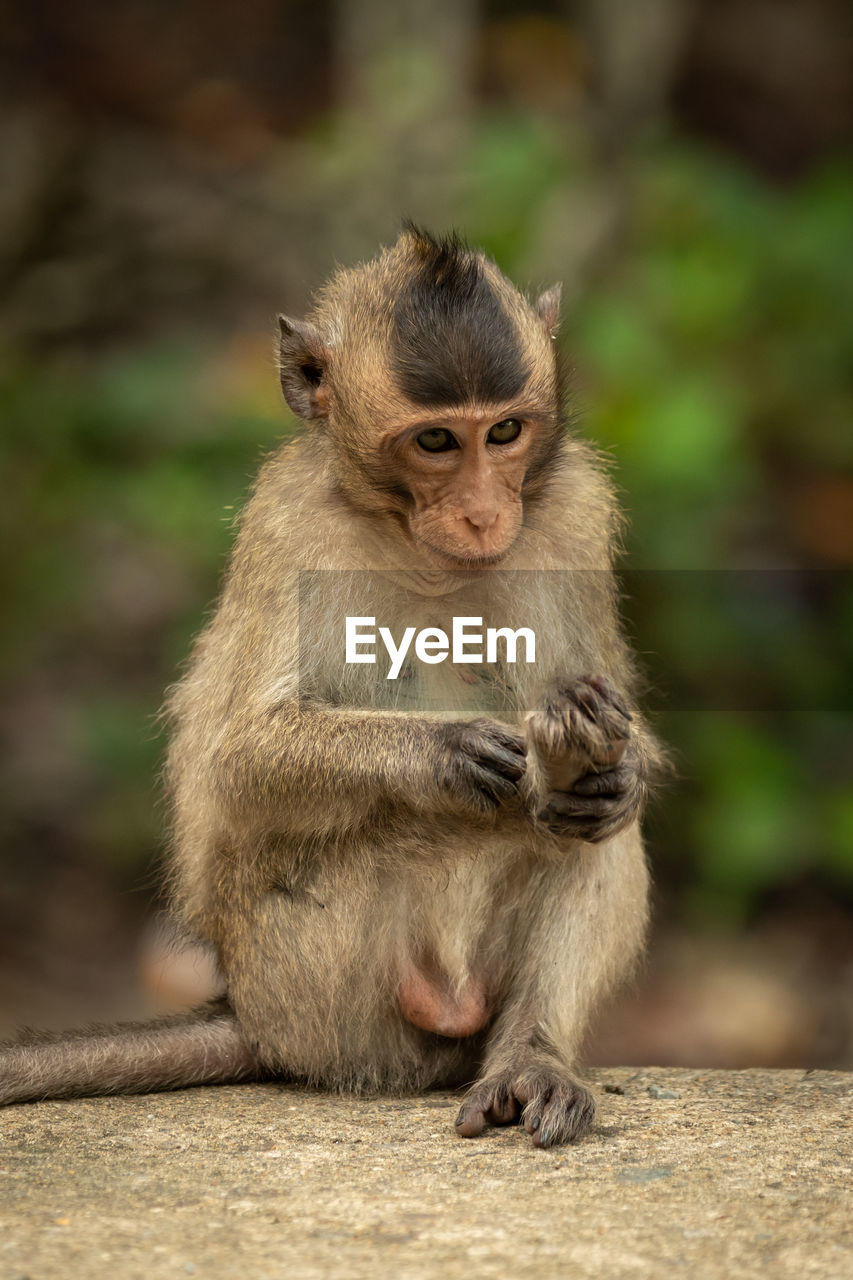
[525,675,642,842]
[438,718,527,815]
[455,1064,597,1148]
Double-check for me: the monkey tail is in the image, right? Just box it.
[0,998,261,1106]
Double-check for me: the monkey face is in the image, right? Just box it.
[277,227,565,566]
[379,406,553,565]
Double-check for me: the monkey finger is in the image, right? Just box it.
[536,795,631,841]
[458,728,526,777]
[455,742,525,784]
[538,791,612,819]
[490,726,527,756]
[479,774,521,804]
[474,744,527,780]
[461,764,519,807]
[572,765,632,797]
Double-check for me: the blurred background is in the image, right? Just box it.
[0,0,851,1069]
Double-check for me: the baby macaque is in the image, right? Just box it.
[0,226,660,1148]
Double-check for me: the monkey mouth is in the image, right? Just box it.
[412,523,519,569]
[422,542,512,570]
[455,550,509,568]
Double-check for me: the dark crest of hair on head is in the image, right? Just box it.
[391,222,530,409]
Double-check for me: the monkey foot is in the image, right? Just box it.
[526,674,642,841]
[455,1067,596,1148]
[526,674,631,791]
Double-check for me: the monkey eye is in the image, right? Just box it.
[487,418,522,445]
[416,428,458,452]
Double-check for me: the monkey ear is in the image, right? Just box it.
[277,315,331,420]
[534,284,562,338]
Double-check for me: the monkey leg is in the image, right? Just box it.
[525,674,646,843]
[0,999,259,1106]
[220,859,485,1095]
[455,825,648,1148]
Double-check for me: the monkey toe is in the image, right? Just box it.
[486,1092,521,1125]
[455,1078,520,1138]
[568,680,631,762]
[456,1070,595,1147]
[586,674,632,719]
[454,1104,488,1138]
[520,1077,597,1149]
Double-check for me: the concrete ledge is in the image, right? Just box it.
[1,1068,850,1278]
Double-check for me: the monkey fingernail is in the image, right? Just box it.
[531,1115,541,1131]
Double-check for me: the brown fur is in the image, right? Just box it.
[0,228,660,1147]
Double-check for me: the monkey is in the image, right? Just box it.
[0,226,661,1148]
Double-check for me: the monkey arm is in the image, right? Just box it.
[200,702,526,837]
[208,702,443,832]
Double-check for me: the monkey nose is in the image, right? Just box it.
[463,509,499,534]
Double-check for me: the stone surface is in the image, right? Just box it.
[0,1068,850,1279]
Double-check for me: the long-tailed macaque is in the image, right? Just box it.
[0,227,660,1147]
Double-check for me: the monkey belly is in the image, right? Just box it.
[397,965,491,1038]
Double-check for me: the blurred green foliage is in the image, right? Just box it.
[578,148,853,562]
[569,143,853,921]
[0,337,290,876]
[1,121,851,922]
